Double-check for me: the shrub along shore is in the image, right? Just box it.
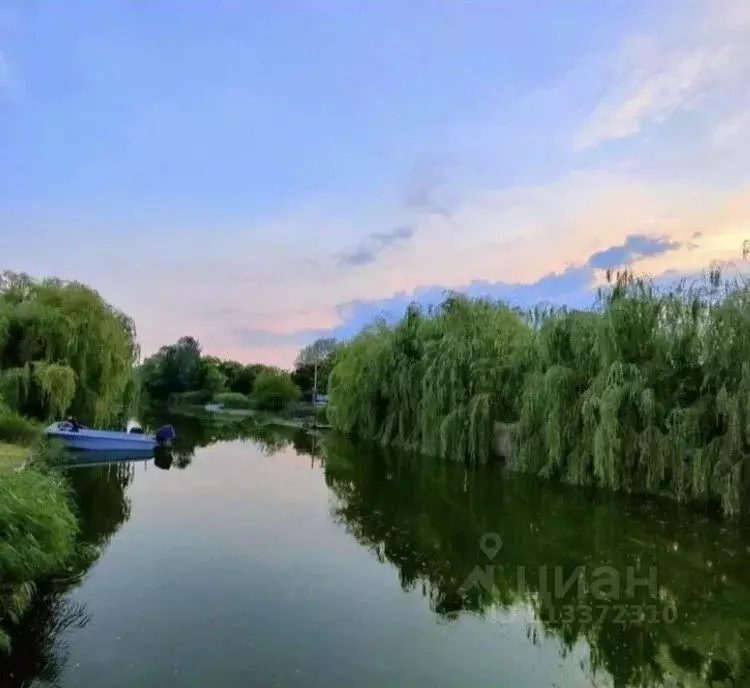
[328,267,750,518]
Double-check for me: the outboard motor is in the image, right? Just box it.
[155,424,176,446]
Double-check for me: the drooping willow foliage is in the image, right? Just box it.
[328,268,750,517]
[0,271,140,426]
[328,293,531,465]
[514,268,750,517]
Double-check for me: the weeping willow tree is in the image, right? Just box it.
[328,264,750,516]
[0,271,140,426]
[512,267,750,517]
[328,293,531,465]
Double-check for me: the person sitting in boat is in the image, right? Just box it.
[66,416,81,431]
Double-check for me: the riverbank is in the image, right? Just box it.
[169,404,332,431]
[0,438,83,654]
[328,269,750,518]
[0,442,28,472]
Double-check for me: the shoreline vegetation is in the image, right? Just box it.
[328,264,750,518]
[0,442,29,472]
[3,253,750,653]
[0,271,141,653]
[137,334,333,431]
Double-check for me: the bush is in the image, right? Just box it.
[0,408,40,446]
[315,405,329,425]
[251,369,301,412]
[170,390,212,406]
[25,437,69,472]
[212,391,253,409]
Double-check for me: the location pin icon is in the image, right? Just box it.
[480,533,503,560]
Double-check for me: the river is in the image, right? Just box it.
[3,419,750,687]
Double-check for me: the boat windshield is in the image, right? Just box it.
[46,420,90,432]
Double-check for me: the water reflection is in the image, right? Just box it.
[1,462,134,687]
[319,434,750,687]
[5,420,750,687]
[153,446,173,471]
[143,407,322,463]
[0,591,90,688]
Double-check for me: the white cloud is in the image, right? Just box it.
[712,111,750,145]
[574,1,750,151]
[6,0,750,370]
[33,169,743,367]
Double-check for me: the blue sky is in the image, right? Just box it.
[2,1,750,366]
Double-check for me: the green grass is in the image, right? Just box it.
[0,410,40,446]
[0,466,80,653]
[212,391,253,409]
[0,443,29,472]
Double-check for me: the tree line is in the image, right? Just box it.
[327,264,750,518]
[138,334,338,413]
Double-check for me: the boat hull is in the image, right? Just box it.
[46,428,159,452]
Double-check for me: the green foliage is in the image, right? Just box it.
[292,337,338,399]
[213,391,252,409]
[32,363,76,420]
[0,403,40,445]
[512,268,750,516]
[0,271,139,425]
[138,336,202,403]
[217,360,264,396]
[194,359,227,397]
[0,442,28,472]
[329,294,530,465]
[321,435,750,687]
[252,368,301,412]
[25,437,70,472]
[0,470,79,651]
[170,390,213,406]
[327,268,750,516]
[315,405,329,425]
[139,340,271,406]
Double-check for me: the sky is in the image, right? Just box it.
[2,0,750,368]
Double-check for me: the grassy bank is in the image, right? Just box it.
[170,400,330,429]
[328,267,750,517]
[0,439,80,653]
[0,442,29,472]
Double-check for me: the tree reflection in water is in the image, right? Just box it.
[0,462,134,687]
[7,420,750,687]
[319,433,750,688]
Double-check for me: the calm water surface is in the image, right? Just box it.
[5,422,750,687]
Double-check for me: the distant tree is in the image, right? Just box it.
[233,363,266,396]
[294,338,338,400]
[213,359,240,390]
[252,368,301,412]
[139,336,203,403]
[194,359,227,397]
